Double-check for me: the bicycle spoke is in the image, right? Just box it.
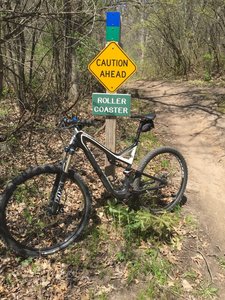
[133,147,187,212]
[3,167,90,253]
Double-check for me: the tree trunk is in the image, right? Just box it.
[0,15,3,96]
[64,0,73,100]
[0,42,3,96]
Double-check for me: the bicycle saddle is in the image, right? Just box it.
[142,113,156,121]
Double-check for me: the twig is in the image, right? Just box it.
[182,228,213,284]
[94,123,105,136]
[196,249,213,283]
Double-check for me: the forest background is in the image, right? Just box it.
[0,0,225,130]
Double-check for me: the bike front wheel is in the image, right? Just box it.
[0,164,91,257]
[133,147,188,213]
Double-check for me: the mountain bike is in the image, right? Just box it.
[0,113,188,257]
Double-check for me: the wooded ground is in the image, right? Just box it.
[1,82,225,299]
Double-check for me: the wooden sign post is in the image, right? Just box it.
[88,12,137,176]
[105,116,116,176]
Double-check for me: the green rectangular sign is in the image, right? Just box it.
[92,93,131,117]
[106,26,120,42]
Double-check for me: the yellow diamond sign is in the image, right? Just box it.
[88,42,137,92]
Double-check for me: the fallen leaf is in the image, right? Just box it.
[182,279,193,292]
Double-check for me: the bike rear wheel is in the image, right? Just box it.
[133,147,188,213]
[0,164,91,257]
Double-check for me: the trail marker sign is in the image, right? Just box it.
[106,11,121,42]
[92,93,131,116]
[88,42,137,92]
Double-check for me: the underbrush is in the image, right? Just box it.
[46,200,187,299]
[0,199,218,299]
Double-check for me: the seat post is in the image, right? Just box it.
[133,121,143,144]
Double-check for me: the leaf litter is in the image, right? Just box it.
[0,107,224,299]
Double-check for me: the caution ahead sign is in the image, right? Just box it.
[88,42,137,92]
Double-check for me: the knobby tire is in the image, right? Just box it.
[133,147,188,213]
[0,164,91,257]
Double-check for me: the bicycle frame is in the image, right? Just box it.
[60,117,167,202]
[63,128,139,200]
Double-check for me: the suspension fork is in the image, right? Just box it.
[47,144,75,215]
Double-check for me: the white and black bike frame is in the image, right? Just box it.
[48,115,166,214]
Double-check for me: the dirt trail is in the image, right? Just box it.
[125,80,225,296]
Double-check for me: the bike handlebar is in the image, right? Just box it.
[59,112,156,129]
[60,116,101,129]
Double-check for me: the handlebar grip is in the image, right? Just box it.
[79,119,94,127]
